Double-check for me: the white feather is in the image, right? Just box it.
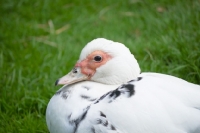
[77,73,200,133]
[46,81,119,133]
[46,38,200,133]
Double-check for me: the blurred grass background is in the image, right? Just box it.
[0,0,200,132]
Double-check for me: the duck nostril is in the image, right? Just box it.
[72,68,78,73]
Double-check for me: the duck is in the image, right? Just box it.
[46,38,200,133]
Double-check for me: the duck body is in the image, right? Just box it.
[46,81,119,133]
[46,73,200,133]
[46,38,200,133]
[76,73,200,133]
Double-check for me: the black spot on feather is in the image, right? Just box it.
[94,92,111,104]
[96,118,109,127]
[109,90,121,99]
[81,95,90,99]
[68,106,90,133]
[128,79,134,83]
[68,113,72,119]
[137,77,142,81]
[122,84,135,97]
[100,111,106,118]
[55,90,62,95]
[102,120,108,126]
[111,125,116,130]
[128,77,143,83]
[80,95,96,101]
[96,119,102,124]
[62,92,68,99]
[82,86,90,90]
[91,127,96,133]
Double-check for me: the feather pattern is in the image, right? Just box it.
[46,38,200,133]
[76,73,200,133]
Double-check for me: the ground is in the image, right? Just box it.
[0,0,200,132]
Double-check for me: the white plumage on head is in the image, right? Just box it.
[80,38,132,59]
[80,38,141,85]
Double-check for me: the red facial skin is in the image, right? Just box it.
[75,50,112,79]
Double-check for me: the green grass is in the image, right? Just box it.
[0,0,200,132]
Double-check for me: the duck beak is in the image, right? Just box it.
[55,67,89,86]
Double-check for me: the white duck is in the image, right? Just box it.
[46,38,200,133]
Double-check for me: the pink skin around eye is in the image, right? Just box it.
[75,50,112,79]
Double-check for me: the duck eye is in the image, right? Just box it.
[94,55,102,62]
